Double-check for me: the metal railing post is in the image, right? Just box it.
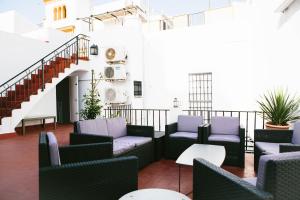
[76,36,79,64]
[41,59,45,91]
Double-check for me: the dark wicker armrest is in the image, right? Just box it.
[193,158,273,200]
[165,123,177,136]
[254,129,293,143]
[202,124,211,143]
[59,142,113,164]
[280,144,300,153]
[127,125,154,138]
[70,133,113,145]
[239,127,245,146]
[197,124,206,143]
[40,156,138,200]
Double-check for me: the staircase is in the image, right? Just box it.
[0,34,90,133]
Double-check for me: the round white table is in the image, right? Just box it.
[119,188,191,200]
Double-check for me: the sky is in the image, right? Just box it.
[0,0,236,24]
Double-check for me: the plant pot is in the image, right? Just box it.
[265,122,290,130]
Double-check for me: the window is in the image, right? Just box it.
[134,81,142,97]
[58,7,62,20]
[54,7,57,20]
[63,5,67,18]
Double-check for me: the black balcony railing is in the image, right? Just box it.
[183,109,265,152]
[104,107,170,132]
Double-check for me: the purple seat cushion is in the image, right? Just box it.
[77,118,108,136]
[47,132,61,166]
[292,121,300,144]
[107,117,127,139]
[243,177,257,186]
[208,134,240,143]
[113,136,152,155]
[169,132,198,139]
[255,142,291,154]
[177,115,203,133]
[211,116,239,135]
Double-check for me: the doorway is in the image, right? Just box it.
[56,77,70,123]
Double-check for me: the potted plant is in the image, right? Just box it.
[80,70,103,120]
[257,89,300,130]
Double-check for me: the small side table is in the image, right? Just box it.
[119,188,190,200]
[154,131,165,161]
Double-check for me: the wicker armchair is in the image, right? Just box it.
[194,151,300,200]
[254,121,300,171]
[202,116,245,167]
[165,115,204,159]
[39,132,138,200]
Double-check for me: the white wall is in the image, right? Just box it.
[143,0,300,113]
[79,16,145,114]
[0,11,38,34]
[144,22,253,111]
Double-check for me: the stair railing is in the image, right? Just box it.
[0,34,89,118]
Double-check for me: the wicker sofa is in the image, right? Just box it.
[193,151,300,200]
[73,117,155,169]
[39,132,138,200]
[254,121,300,171]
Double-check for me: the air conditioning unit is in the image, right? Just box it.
[105,87,128,104]
[105,47,127,62]
[104,65,127,80]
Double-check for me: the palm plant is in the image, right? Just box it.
[257,89,300,126]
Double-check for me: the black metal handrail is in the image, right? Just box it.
[104,107,170,131]
[0,34,89,90]
[0,34,89,119]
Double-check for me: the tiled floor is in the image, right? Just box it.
[0,124,255,200]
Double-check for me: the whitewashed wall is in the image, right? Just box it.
[143,0,300,113]
[0,11,38,34]
[78,15,145,116]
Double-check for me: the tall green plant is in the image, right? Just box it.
[257,89,300,126]
[80,70,102,120]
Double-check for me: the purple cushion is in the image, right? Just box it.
[107,117,127,139]
[77,118,108,136]
[177,115,203,133]
[47,132,61,166]
[208,134,240,143]
[243,177,257,186]
[292,121,300,144]
[211,117,239,135]
[170,132,198,139]
[113,136,152,155]
[255,142,290,154]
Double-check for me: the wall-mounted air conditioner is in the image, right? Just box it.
[105,87,128,104]
[275,0,295,12]
[104,65,127,80]
[105,47,127,63]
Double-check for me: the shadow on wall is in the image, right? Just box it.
[278,0,300,28]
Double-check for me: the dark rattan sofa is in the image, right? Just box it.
[73,117,155,169]
[39,132,138,200]
[254,121,300,171]
[194,151,300,200]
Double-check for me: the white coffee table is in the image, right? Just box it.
[119,188,191,200]
[176,144,226,193]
